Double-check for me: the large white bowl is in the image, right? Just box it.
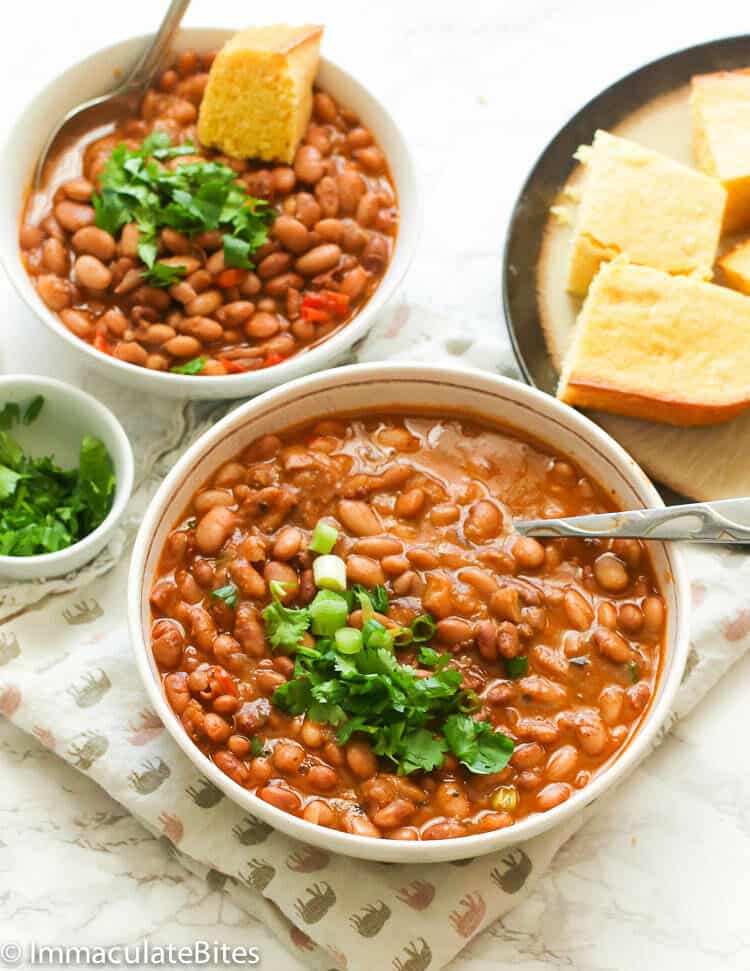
[0,374,133,580]
[128,363,690,863]
[0,29,419,400]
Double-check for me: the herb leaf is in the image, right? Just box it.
[211,583,238,608]
[0,412,115,557]
[443,714,515,774]
[262,584,310,652]
[170,357,206,375]
[92,138,274,287]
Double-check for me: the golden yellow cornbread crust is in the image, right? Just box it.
[558,260,750,426]
[566,130,726,296]
[718,238,750,295]
[691,69,750,232]
[197,24,323,164]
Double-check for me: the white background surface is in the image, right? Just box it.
[2,1,750,968]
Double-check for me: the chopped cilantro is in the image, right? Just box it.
[417,645,445,668]
[504,655,528,679]
[92,133,274,287]
[0,415,115,557]
[443,714,514,774]
[23,395,44,425]
[627,659,639,683]
[170,356,206,375]
[250,737,264,757]
[211,583,238,608]
[272,635,513,775]
[262,582,310,651]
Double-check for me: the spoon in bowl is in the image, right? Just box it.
[33,0,191,190]
[515,498,750,544]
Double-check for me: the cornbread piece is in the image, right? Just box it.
[719,239,750,295]
[691,69,750,232]
[558,260,750,426]
[197,24,323,163]
[566,130,726,296]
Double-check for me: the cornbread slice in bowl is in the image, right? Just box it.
[558,260,750,425]
[197,24,323,163]
[566,130,726,296]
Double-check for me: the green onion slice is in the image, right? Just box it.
[410,614,436,643]
[334,626,363,655]
[310,590,349,636]
[312,553,347,592]
[309,519,338,555]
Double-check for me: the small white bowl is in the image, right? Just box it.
[128,363,690,863]
[0,29,419,400]
[0,375,133,580]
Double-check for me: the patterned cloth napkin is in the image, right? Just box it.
[1,303,749,971]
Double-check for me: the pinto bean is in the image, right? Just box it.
[60,308,93,339]
[512,536,546,569]
[272,215,310,254]
[599,684,625,725]
[536,782,571,811]
[41,238,68,274]
[346,555,385,587]
[164,335,202,358]
[346,740,378,779]
[295,243,341,276]
[185,289,222,317]
[592,626,633,663]
[113,341,148,365]
[152,619,184,668]
[71,226,116,261]
[546,746,578,781]
[338,499,382,536]
[436,617,473,646]
[395,488,425,519]
[337,169,365,213]
[74,254,112,290]
[563,588,594,630]
[489,586,522,623]
[294,144,325,183]
[54,201,95,232]
[594,553,630,592]
[195,506,234,555]
[517,675,568,705]
[164,672,190,714]
[372,799,415,829]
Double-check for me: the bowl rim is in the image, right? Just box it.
[127,362,691,863]
[0,373,134,569]
[0,27,420,398]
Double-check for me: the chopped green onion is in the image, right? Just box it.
[309,520,338,555]
[335,626,363,655]
[312,553,347,592]
[367,626,394,652]
[504,656,528,679]
[627,659,639,684]
[490,785,519,812]
[356,588,374,624]
[393,626,413,648]
[362,618,386,646]
[410,614,436,643]
[458,689,481,712]
[310,590,349,636]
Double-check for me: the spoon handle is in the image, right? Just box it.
[126,0,192,91]
[515,498,750,543]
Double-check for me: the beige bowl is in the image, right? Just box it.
[128,364,690,862]
[0,29,419,399]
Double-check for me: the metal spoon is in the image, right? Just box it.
[33,0,191,189]
[515,498,750,544]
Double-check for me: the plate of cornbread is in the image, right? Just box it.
[504,35,750,500]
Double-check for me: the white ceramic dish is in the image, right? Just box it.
[0,374,133,580]
[0,28,419,400]
[128,363,690,863]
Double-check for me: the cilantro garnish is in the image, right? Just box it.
[170,356,206,375]
[0,400,115,557]
[211,583,238,608]
[273,637,513,775]
[262,581,311,651]
[92,131,274,287]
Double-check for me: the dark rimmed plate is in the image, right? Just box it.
[502,33,750,394]
[501,35,750,503]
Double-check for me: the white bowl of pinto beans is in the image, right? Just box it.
[128,363,690,863]
[2,29,418,398]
